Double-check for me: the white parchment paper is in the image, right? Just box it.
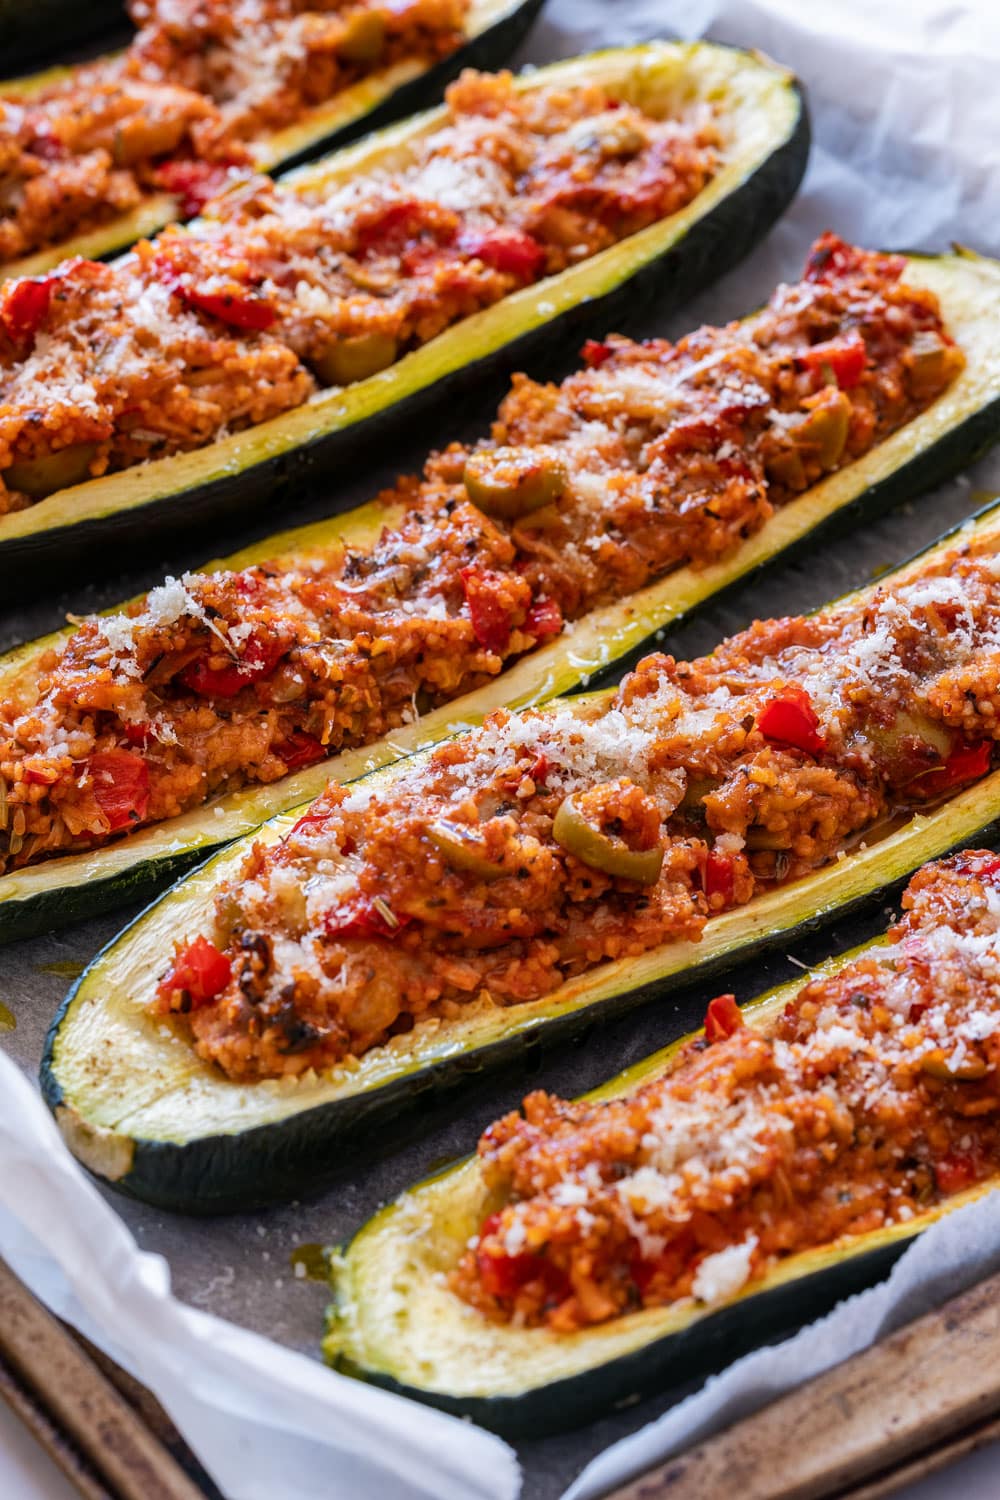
[2,2,1000,1498]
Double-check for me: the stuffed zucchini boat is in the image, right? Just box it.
[0,0,124,74]
[41,498,1000,1209]
[325,850,1000,1435]
[0,0,542,279]
[0,41,810,575]
[2,238,993,942]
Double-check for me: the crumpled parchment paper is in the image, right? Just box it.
[2,2,1000,1498]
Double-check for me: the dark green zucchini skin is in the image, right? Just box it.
[0,0,125,71]
[5,80,809,595]
[39,803,1000,1214]
[334,1239,906,1438]
[0,847,195,947]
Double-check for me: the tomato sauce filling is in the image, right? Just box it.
[153,511,1000,1081]
[0,240,960,877]
[0,68,721,512]
[453,851,1000,1329]
[0,0,470,263]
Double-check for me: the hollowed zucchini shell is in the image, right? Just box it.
[4,247,1000,944]
[40,501,1000,1211]
[323,941,997,1437]
[0,0,543,280]
[0,40,809,579]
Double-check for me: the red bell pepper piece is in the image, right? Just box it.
[324,896,412,941]
[22,763,61,786]
[458,226,546,280]
[529,751,549,785]
[704,849,735,905]
[157,934,232,1009]
[275,731,327,772]
[475,1212,567,1301]
[181,634,284,698]
[87,749,150,831]
[155,158,239,217]
[1,275,53,344]
[935,1150,979,1197]
[461,567,515,655]
[757,687,827,756]
[356,201,433,258]
[581,339,614,368]
[704,992,743,1043]
[523,597,563,641]
[909,739,992,798]
[178,285,276,331]
[798,332,867,389]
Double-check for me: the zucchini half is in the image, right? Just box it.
[40,500,1000,1211]
[324,939,997,1437]
[6,249,1000,944]
[0,41,809,577]
[1,0,543,281]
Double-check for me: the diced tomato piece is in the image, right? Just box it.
[1,275,53,344]
[155,158,239,217]
[458,226,546,280]
[704,849,735,905]
[476,1213,540,1298]
[529,751,549,785]
[798,332,867,389]
[757,687,827,756]
[935,1150,979,1197]
[121,721,154,748]
[630,1230,695,1296]
[181,634,285,698]
[26,124,66,161]
[276,731,327,772]
[179,284,275,331]
[909,739,992,799]
[461,567,515,655]
[356,201,433,258]
[582,339,613,368]
[87,749,150,831]
[324,896,412,941]
[157,934,232,1010]
[803,234,862,283]
[22,763,60,785]
[523,597,563,641]
[956,851,1000,881]
[704,992,743,1042]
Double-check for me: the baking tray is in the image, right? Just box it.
[2,179,999,1500]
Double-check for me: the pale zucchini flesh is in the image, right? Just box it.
[40,501,1000,1210]
[6,248,1000,942]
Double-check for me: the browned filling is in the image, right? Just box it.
[155,458,997,1082]
[453,852,1000,1330]
[1,240,960,887]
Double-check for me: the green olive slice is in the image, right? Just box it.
[338,11,386,64]
[790,392,850,469]
[313,332,398,387]
[678,773,723,815]
[428,819,507,880]
[552,792,663,884]
[868,708,953,761]
[463,447,568,521]
[909,331,951,398]
[4,442,97,499]
[920,1048,988,1082]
